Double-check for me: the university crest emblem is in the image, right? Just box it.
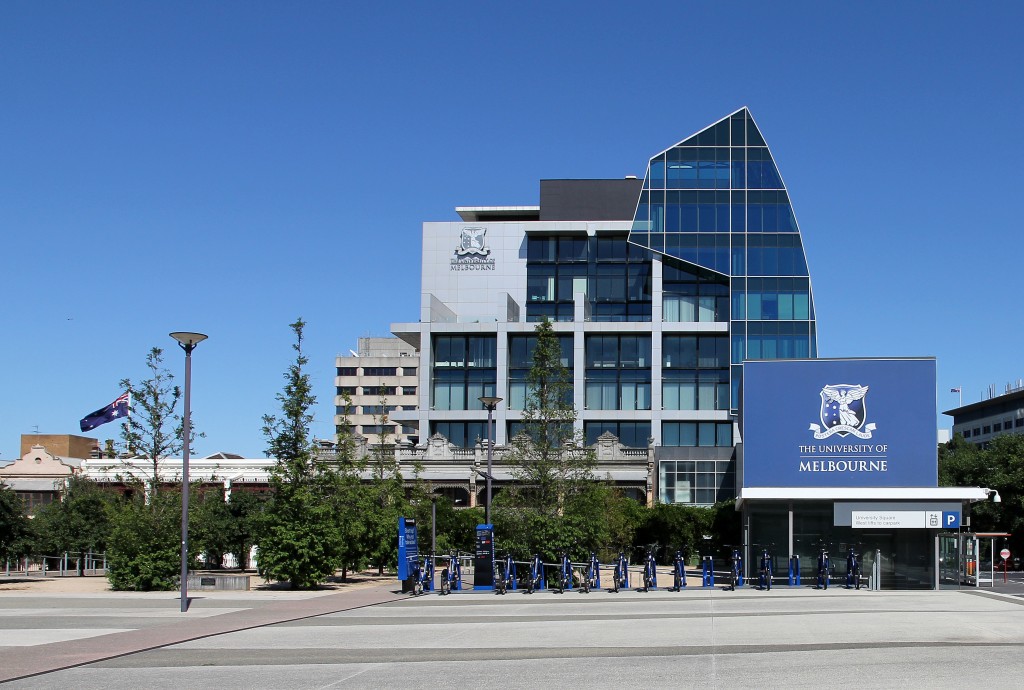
[808,384,877,440]
[456,227,490,257]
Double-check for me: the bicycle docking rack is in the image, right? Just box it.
[701,556,714,587]
[788,555,800,586]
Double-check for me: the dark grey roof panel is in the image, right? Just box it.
[539,179,643,221]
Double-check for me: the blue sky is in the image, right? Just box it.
[2,2,1022,462]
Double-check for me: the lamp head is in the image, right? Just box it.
[170,332,208,352]
[478,396,503,410]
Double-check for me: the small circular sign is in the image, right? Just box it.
[1000,548,1011,560]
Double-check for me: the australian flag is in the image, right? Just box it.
[80,392,131,432]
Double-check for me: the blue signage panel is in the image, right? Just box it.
[742,358,937,488]
[943,511,961,528]
[397,517,419,581]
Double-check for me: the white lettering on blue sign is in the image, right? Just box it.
[798,460,888,473]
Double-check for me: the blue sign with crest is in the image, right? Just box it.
[741,358,937,488]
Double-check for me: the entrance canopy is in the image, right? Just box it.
[737,486,993,508]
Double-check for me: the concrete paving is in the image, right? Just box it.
[3,583,1024,688]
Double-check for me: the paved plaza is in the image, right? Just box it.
[3,579,1024,688]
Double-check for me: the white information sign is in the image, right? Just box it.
[852,511,943,529]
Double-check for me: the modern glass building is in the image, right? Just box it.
[628,107,817,407]
[388,108,818,506]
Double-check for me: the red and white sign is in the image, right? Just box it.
[1000,548,1011,560]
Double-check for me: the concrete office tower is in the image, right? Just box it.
[391,108,817,505]
[334,337,420,447]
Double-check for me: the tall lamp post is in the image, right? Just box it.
[170,331,207,613]
[478,396,502,525]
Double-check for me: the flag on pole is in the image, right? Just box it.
[950,387,962,393]
[80,392,131,432]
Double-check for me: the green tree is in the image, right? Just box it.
[107,485,188,590]
[940,433,1024,556]
[494,318,606,559]
[331,395,369,580]
[191,487,264,570]
[0,483,33,563]
[359,394,410,575]
[119,347,201,495]
[32,476,112,575]
[504,318,593,516]
[411,498,483,556]
[256,319,344,589]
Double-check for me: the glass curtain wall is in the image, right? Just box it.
[526,235,652,322]
[507,334,573,409]
[629,108,817,409]
[432,335,497,412]
[585,335,652,411]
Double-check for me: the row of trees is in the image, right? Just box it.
[1,317,740,590]
[0,319,482,589]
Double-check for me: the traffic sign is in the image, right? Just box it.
[1000,548,1011,560]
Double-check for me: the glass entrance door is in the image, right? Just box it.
[939,533,960,589]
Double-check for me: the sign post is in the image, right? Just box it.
[1001,548,1011,583]
[474,524,494,590]
[397,517,419,593]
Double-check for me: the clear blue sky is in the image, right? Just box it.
[2,2,1022,462]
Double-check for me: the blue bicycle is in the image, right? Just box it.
[555,551,572,594]
[495,552,515,595]
[612,551,629,593]
[816,543,832,590]
[526,554,544,594]
[725,546,743,591]
[845,545,862,590]
[756,544,773,591]
[439,552,461,595]
[581,552,600,593]
[412,554,433,596]
[639,545,658,592]
[669,550,687,591]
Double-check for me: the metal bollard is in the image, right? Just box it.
[702,556,714,587]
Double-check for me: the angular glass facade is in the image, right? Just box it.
[628,108,817,408]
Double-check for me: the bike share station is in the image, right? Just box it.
[737,358,995,590]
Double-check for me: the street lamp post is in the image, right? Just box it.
[478,396,502,525]
[170,331,208,613]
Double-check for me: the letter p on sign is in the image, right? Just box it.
[943,511,961,528]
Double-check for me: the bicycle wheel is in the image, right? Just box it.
[613,572,620,593]
[765,566,772,591]
[855,565,861,590]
